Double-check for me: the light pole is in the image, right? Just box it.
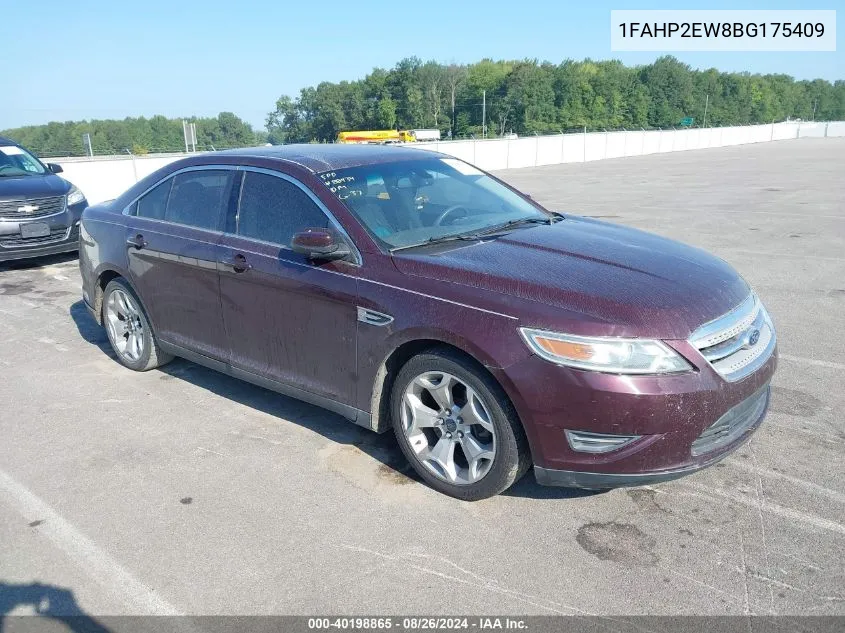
[482,90,486,139]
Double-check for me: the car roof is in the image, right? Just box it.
[211,143,448,173]
[0,136,19,146]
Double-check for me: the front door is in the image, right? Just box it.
[218,169,359,407]
[124,167,237,361]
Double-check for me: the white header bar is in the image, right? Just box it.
[611,10,836,51]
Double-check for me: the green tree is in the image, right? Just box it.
[267,95,305,143]
[418,61,446,129]
[503,61,557,134]
[444,64,467,137]
[640,56,696,127]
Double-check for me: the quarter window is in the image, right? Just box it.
[165,170,234,230]
[237,172,329,246]
[135,179,172,220]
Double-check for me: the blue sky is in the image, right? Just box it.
[3,0,842,130]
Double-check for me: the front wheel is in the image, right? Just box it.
[390,349,530,500]
[102,278,172,371]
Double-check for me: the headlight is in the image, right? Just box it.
[67,185,86,206]
[519,327,692,374]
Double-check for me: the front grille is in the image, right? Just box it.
[0,227,71,248]
[689,294,776,382]
[0,196,66,219]
[691,385,770,456]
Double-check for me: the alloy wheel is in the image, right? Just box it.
[400,371,496,485]
[105,289,145,363]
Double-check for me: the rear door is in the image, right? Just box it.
[218,168,360,407]
[124,167,238,361]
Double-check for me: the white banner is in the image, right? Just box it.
[611,10,836,51]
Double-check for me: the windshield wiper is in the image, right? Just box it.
[473,216,551,236]
[389,214,563,253]
[390,231,484,252]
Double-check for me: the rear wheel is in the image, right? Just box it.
[102,278,171,371]
[390,348,530,500]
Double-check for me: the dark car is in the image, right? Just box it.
[78,145,777,500]
[0,137,88,262]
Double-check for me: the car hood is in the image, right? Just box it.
[0,174,70,201]
[391,216,750,339]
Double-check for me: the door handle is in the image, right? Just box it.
[126,234,146,249]
[221,254,252,273]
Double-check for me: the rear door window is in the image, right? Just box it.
[135,179,172,220]
[165,170,234,231]
[236,172,330,246]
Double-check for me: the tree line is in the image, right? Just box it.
[266,55,845,143]
[3,56,843,156]
[1,112,259,157]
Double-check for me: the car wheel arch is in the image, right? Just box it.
[92,268,125,325]
[93,267,152,329]
[368,338,530,455]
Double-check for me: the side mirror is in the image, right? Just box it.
[47,163,64,174]
[291,228,351,261]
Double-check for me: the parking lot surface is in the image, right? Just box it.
[1,138,843,617]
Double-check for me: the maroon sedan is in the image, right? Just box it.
[78,145,777,500]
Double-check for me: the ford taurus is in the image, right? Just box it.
[78,145,777,500]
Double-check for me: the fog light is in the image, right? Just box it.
[565,430,640,454]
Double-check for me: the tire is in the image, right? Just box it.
[101,277,172,371]
[390,348,530,500]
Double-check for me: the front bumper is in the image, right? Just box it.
[0,225,80,261]
[0,202,85,262]
[534,384,769,488]
[492,339,777,489]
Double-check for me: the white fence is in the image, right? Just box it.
[411,121,845,171]
[56,121,845,205]
[57,154,183,206]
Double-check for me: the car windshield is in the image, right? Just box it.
[317,157,549,249]
[0,144,48,177]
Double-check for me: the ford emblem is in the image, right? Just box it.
[747,329,761,347]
